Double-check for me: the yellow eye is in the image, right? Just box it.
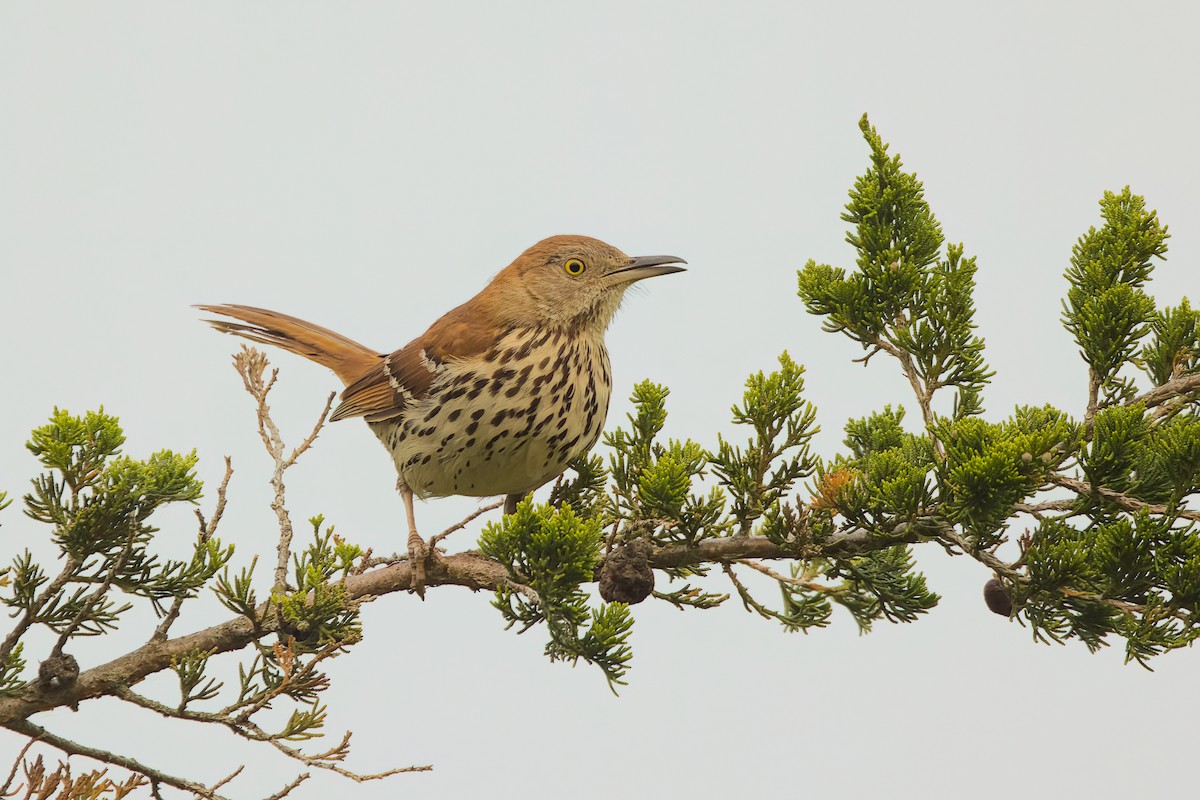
[564,258,586,276]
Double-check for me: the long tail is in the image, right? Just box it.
[196,304,382,387]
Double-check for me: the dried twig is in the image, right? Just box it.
[232,346,335,594]
[5,719,233,800]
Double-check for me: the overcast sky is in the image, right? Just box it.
[2,2,1198,798]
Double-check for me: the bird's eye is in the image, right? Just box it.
[563,258,586,276]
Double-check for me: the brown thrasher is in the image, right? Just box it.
[199,235,685,595]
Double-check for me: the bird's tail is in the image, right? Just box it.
[196,304,382,387]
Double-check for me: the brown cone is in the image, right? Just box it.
[599,540,655,604]
[983,578,1013,616]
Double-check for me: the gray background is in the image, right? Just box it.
[2,2,1197,798]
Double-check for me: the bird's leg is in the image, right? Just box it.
[401,487,427,599]
[503,492,526,516]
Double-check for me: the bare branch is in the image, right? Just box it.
[207,765,245,796]
[113,686,432,781]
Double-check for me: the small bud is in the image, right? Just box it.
[983,578,1013,617]
[1041,452,1053,464]
[599,540,655,605]
[1021,452,1033,464]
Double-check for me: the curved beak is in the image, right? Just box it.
[608,254,688,283]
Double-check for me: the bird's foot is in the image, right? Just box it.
[408,530,428,600]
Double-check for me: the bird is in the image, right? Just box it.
[198,235,685,595]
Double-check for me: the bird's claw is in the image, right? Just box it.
[408,530,427,600]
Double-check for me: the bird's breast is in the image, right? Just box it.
[369,326,613,499]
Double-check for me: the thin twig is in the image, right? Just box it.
[5,719,233,800]
[428,501,503,551]
[115,688,432,781]
[871,335,945,461]
[207,765,245,795]
[263,772,310,800]
[251,728,430,781]
[283,393,336,471]
[0,555,78,663]
[51,520,141,658]
[0,737,37,795]
[1049,474,1200,521]
[233,348,333,594]
[153,458,235,643]
[720,561,777,623]
[735,559,837,594]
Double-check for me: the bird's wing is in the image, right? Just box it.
[331,307,497,423]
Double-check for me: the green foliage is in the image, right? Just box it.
[933,407,1075,545]
[172,648,221,710]
[1019,513,1200,664]
[1063,188,1168,404]
[273,516,364,652]
[797,114,992,417]
[1082,405,1200,507]
[481,499,633,689]
[826,546,941,631]
[825,411,936,530]
[791,117,1200,668]
[213,556,260,619]
[770,546,940,634]
[604,382,728,551]
[6,116,1200,728]
[0,642,25,697]
[1,409,230,666]
[711,352,819,533]
[1142,298,1199,386]
[548,453,609,518]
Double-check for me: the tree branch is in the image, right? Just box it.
[1049,474,1200,521]
[1130,372,1200,410]
[0,516,923,725]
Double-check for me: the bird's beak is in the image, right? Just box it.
[609,255,688,283]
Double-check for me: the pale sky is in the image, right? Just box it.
[2,2,1198,798]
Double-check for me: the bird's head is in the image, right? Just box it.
[482,235,686,331]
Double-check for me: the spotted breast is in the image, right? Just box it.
[370,325,612,499]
